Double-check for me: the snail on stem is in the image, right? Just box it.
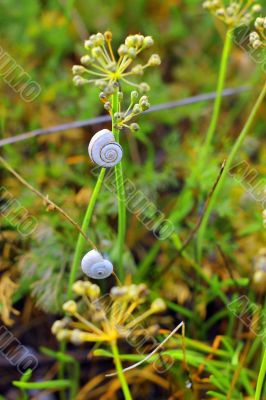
[81,249,113,279]
[88,129,122,168]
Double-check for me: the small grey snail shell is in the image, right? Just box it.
[88,129,123,167]
[81,249,113,279]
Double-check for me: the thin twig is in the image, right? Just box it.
[0,87,249,147]
[179,160,226,252]
[216,243,240,287]
[0,156,96,248]
[155,162,226,279]
[106,321,184,377]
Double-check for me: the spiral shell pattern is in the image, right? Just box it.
[88,129,123,167]
[81,249,113,279]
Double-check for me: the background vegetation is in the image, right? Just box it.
[0,0,266,399]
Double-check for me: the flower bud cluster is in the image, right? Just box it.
[52,280,166,345]
[203,0,262,27]
[113,91,151,132]
[72,31,160,95]
[250,17,266,49]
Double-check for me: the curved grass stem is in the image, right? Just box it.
[196,80,266,261]
[197,29,232,176]
[255,348,266,400]
[110,340,132,400]
[112,89,126,282]
[67,167,106,299]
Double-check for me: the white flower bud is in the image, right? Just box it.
[203,1,212,9]
[131,90,139,101]
[94,32,105,46]
[104,102,112,111]
[151,298,166,312]
[131,64,144,75]
[252,5,262,13]
[51,320,65,335]
[73,280,88,295]
[139,82,150,93]
[114,112,123,121]
[70,329,84,345]
[255,17,264,30]
[130,123,140,132]
[86,284,101,300]
[63,300,77,314]
[216,8,225,16]
[72,65,86,75]
[143,36,154,48]
[135,34,144,46]
[140,95,148,104]
[81,55,94,66]
[140,101,150,111]
[253,39,263,49]
[133,104,141,114]
[91,46,102,58]
[148,54,161,66]
[73,75,88,86]
[57,330,71,341]
[118,44,129,56]
[250,31,259,43]
[84,39,94,49]
[111,286,129,297]
[125,35,137,47]
[128,47,137,59]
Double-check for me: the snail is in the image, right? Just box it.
[81,249,113,279]
[88,129,122,167]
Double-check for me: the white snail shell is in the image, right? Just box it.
[88,129,123,167]
[81,249,113,279]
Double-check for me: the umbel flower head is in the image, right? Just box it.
[52,281,166,344]
[250,16,266,49]
[203,0,262,27]
[72,32,161,95]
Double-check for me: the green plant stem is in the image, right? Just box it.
[13,380,71,390]
[110,340,132,400]
[61,167,105,399]
[112,90,126,282]
[255,348,266,400]
[58,354,67,400]
[197,29,232,176]
[171,232,228,305]
[67,166,106,299]
[69,361,80,399]
[196,80,266,261]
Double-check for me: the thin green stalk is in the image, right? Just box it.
[135,241,161,282]
[59,356,67,400]
[255,348,266,400]
[59,167,106,398]
[13,380,71,391]
[197,29,233,175]
[171,232,228,305]
[67,167,106,299]
[69,361,80,399]
[112,90,126,282]
[65,0,75,18]
[110,340,132,400]
[197,80,266,261]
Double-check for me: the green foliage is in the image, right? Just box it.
[19,222,74,313]
[0,0,266,399]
